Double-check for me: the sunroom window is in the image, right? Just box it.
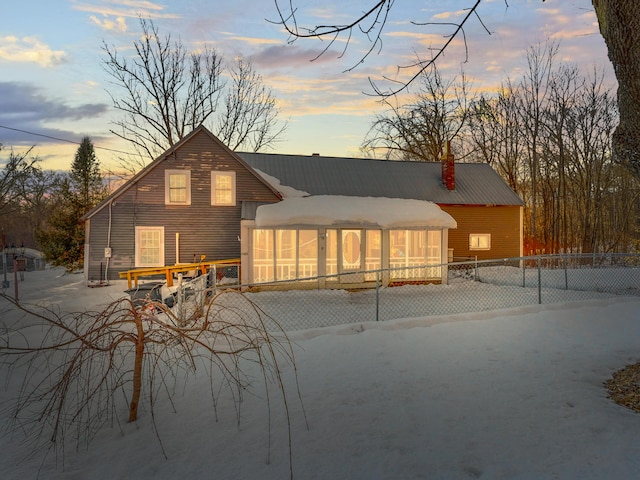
[390,229,441,279]
[252,228,318,283]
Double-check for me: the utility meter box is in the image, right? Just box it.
[104,247,112,258]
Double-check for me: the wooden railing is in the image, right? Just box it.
[119,258,240,289]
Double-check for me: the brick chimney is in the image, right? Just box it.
[441,141,455,190]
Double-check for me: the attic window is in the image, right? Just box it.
[212,171,236,206]
[165,170,191,205]
[469,233,491,251]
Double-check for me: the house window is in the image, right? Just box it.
[276,229,297,280]
[469,233,491,250]
[326,229,338,276]
[135,226,165,267]
[341,229,362,272]
[364,230,381,281]
[165,170,191,205]
[253,229,274,282]
[251,228,318,282]
[390,229,441,279]
[298,230,318,279]
[212,171,236,206]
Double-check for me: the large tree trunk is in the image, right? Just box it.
[592,1,640,179]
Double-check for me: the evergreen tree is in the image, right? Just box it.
[70,136,105,214]
[36,138,107,270]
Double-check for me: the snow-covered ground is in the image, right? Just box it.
[2,267,640,479]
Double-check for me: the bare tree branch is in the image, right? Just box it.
[102,18,286,169]
[272,0,486,96]
[0,288,307,477]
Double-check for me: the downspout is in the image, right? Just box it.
[105,201,113,282]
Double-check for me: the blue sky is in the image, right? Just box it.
[1,0,611,172]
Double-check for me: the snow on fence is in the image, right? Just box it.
[175,254,640,332]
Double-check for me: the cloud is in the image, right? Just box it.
[0,82,110,146]
[90,15,128,32]
[0,36,68,67]
[72,0,180,19]
[224,36,281,47]
[250,44,342,69]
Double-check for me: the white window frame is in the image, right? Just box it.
[165,170,191,205]
[135,226,165,267]
[469,233,491,251]
[211,171,236,206]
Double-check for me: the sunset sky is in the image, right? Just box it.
[1,0,612,172]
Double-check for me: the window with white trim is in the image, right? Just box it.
[252,228,319,283]
[469,233,491,250]
[135,226,165,267]
[211,171,236,206]
[165,170,191,205]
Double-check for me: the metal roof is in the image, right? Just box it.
[238,152,524,206]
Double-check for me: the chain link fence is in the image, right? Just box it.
[167,254,640,332]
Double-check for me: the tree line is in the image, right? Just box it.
[0,138,107,270]
[363,42,639,254]
[2,32,638,268]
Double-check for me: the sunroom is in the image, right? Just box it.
[240,196,457,288]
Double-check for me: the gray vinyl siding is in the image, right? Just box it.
[86,129,280,281]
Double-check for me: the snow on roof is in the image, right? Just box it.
[254,168,309,198]
[255,195,457,229]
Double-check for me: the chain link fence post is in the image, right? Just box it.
[375,270,380,322]
[538,256,542,304]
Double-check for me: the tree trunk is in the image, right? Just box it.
[129,311,145,422]
[592,0,640,179]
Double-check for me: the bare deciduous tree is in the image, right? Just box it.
[216,57,287,152]
[0,289,306,477]
[273,1,640,179]
[467,81,526,193]
[0,145,40,218]
[361,65,472,161]
[517,42,558,243]
[103,18,286,169]
[465,44,633,254]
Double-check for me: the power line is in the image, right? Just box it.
[0,124,134,156]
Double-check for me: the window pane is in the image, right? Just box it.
[390,229,427,279]
[426,230,442,278]
[390,230,406,263]
[408,230,425,259]
[427,230,441,262]
[276,229,296,280]
[470,234,491,250]
[214,173,234,205]
[168,173,187,203]
[341,229,361,271]
[136,227,163,267]
[298,230,318,278]
[252,229,274,282]
[365,230,381,281]
[326,229,338,276]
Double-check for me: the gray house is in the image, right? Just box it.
[83,126,523,288]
